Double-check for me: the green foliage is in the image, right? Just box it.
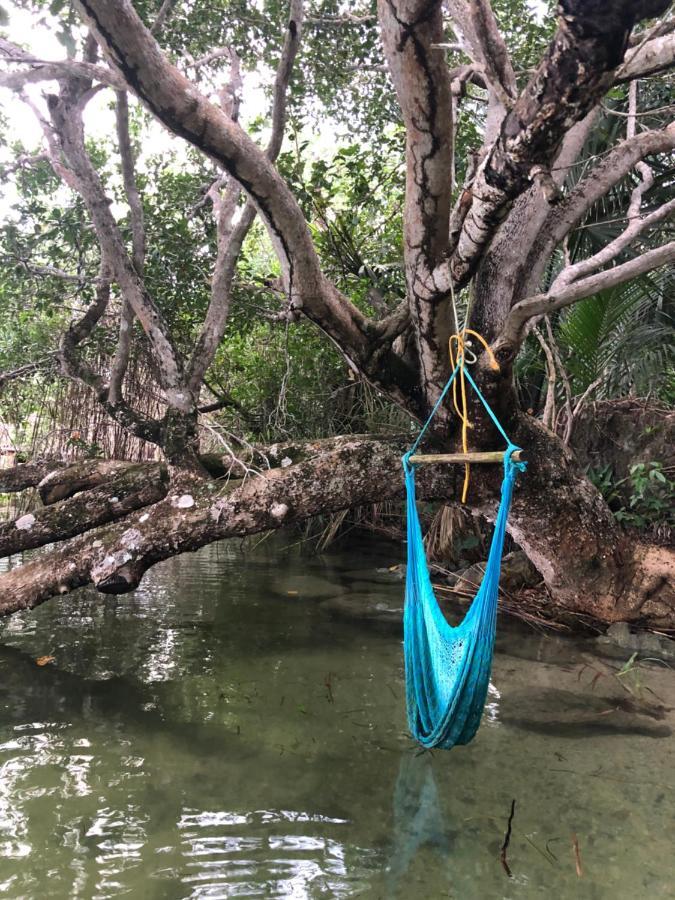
[278,130,406,311]
[557,272,675,402]
[66,433,104,458]
[589,461,675,534]
[1,0,673,462]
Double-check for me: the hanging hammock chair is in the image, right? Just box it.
[402,361,526,750]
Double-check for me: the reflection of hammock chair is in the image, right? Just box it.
[385,753,450,896]
[402,361,526,749]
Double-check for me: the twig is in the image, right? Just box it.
[523,833,557,867]
[572,833,583,877]
[500,799,516,877]
[324,672,335,703]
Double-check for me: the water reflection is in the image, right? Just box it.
[0,538,674,898]
[386,752,453,894]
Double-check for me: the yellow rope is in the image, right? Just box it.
[448,330,500,502]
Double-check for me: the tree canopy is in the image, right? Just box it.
[0,0,673,627]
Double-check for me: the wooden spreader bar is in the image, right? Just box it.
[408,450,524,465]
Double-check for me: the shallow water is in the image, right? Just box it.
[0,538,674,899]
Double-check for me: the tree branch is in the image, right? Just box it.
[434,0,672,294]
[150,0,178,35]
[186,0,303,395]
[617,29,675,81]
[549,85,673,294]
[0,38,124,89]
[0,462,167,557]
[446,0,516,143]
[496,241,675,348]
[469,108,600,341]
[524,122,675,284]
[73,0,379,375]
[42,79,188,410]
[109,89,146,404]
[0,460,65,493]
[0,435,455,611]
[0,355,58,389]
[57,257,162,443]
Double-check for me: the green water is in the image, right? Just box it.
[0,538,673,899]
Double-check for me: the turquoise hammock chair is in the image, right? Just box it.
[402,362,526,750]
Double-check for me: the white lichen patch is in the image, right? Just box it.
[139,513,150,523]
[91,550,132,582]
[280,457,292,468]
[120,528,142,550]
[173,494,195,509]
[15,514,36,531]
[270,502,289,520]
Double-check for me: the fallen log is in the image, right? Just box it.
[0,462,167,557]
[0,459,65,493]
[37,459,153,505]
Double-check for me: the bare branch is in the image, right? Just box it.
[57,256,162,442]
[186,0,303,394]
[435,0,673,295]
[550,86,673,294]
[496,241,675,348]
[306,14,376,26]
[150,0,178,35]
[526,122,675,280]
[41,82,188,408]
[74,0,378,375]
[0,38,124,89]
[0,152,49,178]
[446,0,516,141]
[114,92,146,273]
[617,29,675,81]
[532,325,557,430]
[109,89,146,404]
[0,355,58,389]
[558,197,675,291]
[0,258,102,283]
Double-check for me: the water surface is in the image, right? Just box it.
[1,538,673,898]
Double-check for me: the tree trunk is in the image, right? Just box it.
[0,462,167,556]
[0,430,672,627]
[499,416,674,626]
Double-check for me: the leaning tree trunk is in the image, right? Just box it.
[500,416,674,625]
[0,428,672,627]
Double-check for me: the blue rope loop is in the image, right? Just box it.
[403,362,526,476]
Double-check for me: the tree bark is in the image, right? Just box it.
[0,462,167,555]
[0,460,65,493]
[0,430,672,627]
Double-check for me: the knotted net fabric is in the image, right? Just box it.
[402,365,525,749]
